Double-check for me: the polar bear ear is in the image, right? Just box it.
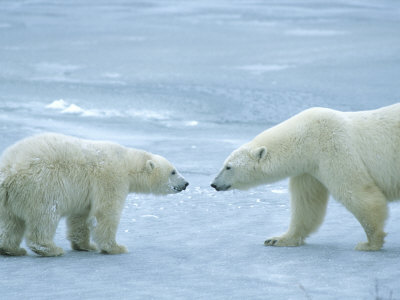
[146,160,155,172]
[253,146,267,161]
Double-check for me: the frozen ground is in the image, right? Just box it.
[1,0,400,299]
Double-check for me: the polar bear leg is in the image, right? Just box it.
[342,184,387,251]
[93,212,127,254]
[0,211,27,256]
[67,214,97,252]
[92,199,127,255]
[25,215,64,257]
[265,174,328,247]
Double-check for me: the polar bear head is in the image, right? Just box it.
[211,138,296,192]
[211,115,311,192]
[211,144,270,191]
[129,151,189,195]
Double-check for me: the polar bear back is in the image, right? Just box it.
[0,133,132,217]
[251,104,400,201]
[0,133,128,172]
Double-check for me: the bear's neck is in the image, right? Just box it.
[126,149,153,194]
[255,124,317,181]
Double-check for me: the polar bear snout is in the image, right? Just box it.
[211,172,231,191]
[174,181,189,192]
[211,169,232,191]
[210,182,231,191]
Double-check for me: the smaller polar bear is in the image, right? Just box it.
[211,104,400,251]
[0,133,188,256]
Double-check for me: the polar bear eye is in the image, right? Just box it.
[171,170,176,175]
[226,166,231,170]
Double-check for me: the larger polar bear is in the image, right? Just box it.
[211,104,400,251]
[0,133,188,256]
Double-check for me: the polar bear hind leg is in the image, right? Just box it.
[25,214,64,257]
[0,211,27,256]
[341,183,387,251]
[265,174,329,247]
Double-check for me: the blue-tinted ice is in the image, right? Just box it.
[0,0,400,299]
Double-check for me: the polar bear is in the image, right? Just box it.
[0,133,188,256]
[211,104,400,251]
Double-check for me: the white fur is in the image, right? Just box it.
[212,104,400,251]
[0,133,188,256]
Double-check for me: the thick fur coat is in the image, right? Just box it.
[0,133,188,256]
[212,104,400,250]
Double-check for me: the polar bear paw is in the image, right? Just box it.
[0,247,27,256]
[29,243,64,257]
[355,231,385,251]
[355,242,383,251]
[71,242,98,252]
[101,244,128,255]
[264,236,304,247]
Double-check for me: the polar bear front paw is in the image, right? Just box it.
[264,236,304,247]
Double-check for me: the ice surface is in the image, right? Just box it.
[236,64,293,75]
[0,0,400,299]
[285,29,347,37]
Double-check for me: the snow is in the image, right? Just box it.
[46,99,68,110]
[62,104,85,114]
[0,0,400,299]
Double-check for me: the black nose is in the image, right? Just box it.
[211,183,217,189]
[182,181,189,191]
